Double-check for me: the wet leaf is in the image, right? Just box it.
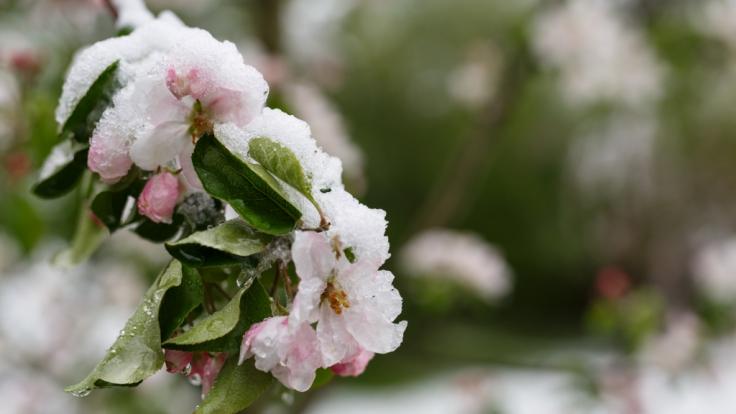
[193,134,301,235]
[65,261,191,395]
[165,220,271,267]
[194,357,273,414]
[163,280,271,353]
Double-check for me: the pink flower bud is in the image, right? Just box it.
[137,171,180,223]
[189,353,227,397]
[330,348,374,377]
[88,129,133,183]
[164,349,193,373]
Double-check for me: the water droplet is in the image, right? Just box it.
[71,389,91,398]
[189,373,202,386]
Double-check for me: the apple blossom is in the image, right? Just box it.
[239,316,323,392]
[137,171,180,223]
[290,231,406,366]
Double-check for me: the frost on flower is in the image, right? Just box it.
[290,231,406,367]
[239,316,322,392]
[532,0,663,108]
[216,109,390,263]
[400,229,512,302]
[60,12,268,179]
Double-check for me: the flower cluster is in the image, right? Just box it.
[49,5,405,400]
[241,231,406,391]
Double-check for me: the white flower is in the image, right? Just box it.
[290,231,406,366]
[692,237,736,303]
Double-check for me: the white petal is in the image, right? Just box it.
[290,276,326,326]
[343,269,406,354]
[316,304,358,366]
[129,121,189,170]
[292,231,337,282]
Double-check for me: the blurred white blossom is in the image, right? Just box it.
[640,312,702,373]
[569,114,656,197]
[696,0,736,50]
[400,229,512,302]
[532,0,663,108]
[446,42,502,109]
[692,237,736,303]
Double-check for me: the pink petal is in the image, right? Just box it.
[137,171,180,223]
[200,353,227,396]
[239,320,267,364]
[88,126,132,183]
[241,316,322,392]
[178,144,202,190]
[164,349,193,374]
[330,348,374,377]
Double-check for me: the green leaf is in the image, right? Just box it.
[194,357,274,414]
[248,137,313,201]
[90,168,145,232]
[193,133,301,235]
[133,214,183,243]
[32,140,88,199]
[61,61,121,144]
[165,219,272,267]
[159,264,204,341]
[65,261,188,395]
[90,190,130,232]
[163,280,271,353]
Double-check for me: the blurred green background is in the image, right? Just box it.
[5,0,736,412]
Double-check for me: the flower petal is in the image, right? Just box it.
[330,347,374,377]
[129,121,189,171]
[137,171,180,223]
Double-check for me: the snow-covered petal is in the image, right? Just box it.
[240,317,322,392]
[129,121,189,170]
[88,123,133,183]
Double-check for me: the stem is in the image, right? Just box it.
[411,38,535,231]
[209,282,232,301]
[278,260,294,299]
[203,285,215,314]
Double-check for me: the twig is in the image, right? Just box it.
[209,283,232,301]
